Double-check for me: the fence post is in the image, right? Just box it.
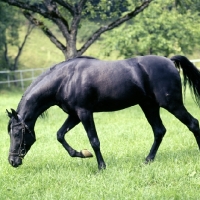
[32,69,34,82]
[20,71,24,90]
[7,72,10,87]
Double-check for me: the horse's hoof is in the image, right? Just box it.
[145,157,154,164]
[98,164,106,170]
[81,149,93,158]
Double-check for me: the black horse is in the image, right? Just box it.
[6,55,200,169]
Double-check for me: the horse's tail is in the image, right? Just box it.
[170,55,200,107]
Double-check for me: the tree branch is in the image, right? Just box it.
[3,41,10,67]
[13,22,35,71]
[42,0,71,38]
[23,11,66,54]
[77,0,88,13]
[78,0,153,55]
[54,0,75,15]
[1,0,71,34]
[71,0,87,35]
[0,0,46,14]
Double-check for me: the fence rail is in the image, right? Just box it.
[0,68,46,90]
[191,59,200,64]
[0,59,200,90]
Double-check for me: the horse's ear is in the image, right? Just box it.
[11,108,18,120]
[6,109,12,118]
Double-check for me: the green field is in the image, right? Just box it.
[1,88,200,200]
[1,15,200,199]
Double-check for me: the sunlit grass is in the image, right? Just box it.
[1,20,200,199]
[1,88,200,199]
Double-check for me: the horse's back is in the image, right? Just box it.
[60,57,146,111]
[47,55,182,112]
[138,55,176,71]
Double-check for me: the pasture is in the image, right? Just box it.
[1,89,200,199]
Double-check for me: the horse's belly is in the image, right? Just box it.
[94,102,137,112]
[93,92,142,112]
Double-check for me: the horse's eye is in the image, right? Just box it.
[10,128,20,137]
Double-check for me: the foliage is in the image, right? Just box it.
[0,0,199,64]
[0,3,19,49]
[175,0,200,13]
[101,0,200,58]
[84,0,129,20]
[0,3,18,69]
[0,2,34,71]
[0,0,152,60]
[1,89,200,199]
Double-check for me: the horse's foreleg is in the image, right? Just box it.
[57,114,92,158]
[77,109,106,170]
[140,104,166,163]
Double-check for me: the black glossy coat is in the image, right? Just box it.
[7,55,200,169]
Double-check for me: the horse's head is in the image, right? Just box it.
[6,109,36,167]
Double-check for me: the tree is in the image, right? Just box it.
[0,2,35,71]
[175,0,200,13]
[100,0,200,58]
[0,0,153,60]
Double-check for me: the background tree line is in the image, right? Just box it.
[0,0,199,71]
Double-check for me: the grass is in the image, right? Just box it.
[2,26,200,198]
[1,89,200,199]
[1,21,200,199]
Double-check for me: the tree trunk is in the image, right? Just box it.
[65,35,78,60]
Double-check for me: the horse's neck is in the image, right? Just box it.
[17,86,56,127]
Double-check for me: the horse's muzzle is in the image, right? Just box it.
[8,156,23,167]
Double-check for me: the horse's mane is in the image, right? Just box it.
[65,56,98,64]
[16,67,53,117]
[74,56,98,60]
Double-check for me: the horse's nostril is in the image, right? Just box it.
[9,158,16,167]
[10,159,14,166]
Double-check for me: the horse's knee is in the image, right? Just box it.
[154,126,166,140]
[90,138,100,150]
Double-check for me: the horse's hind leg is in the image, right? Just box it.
[57,114,92,158]
[166,104,200,150]
[140,103,166,162]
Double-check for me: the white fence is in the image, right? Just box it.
[0,68,46,90]
[0,59,200,90]
[191,59,200,65]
